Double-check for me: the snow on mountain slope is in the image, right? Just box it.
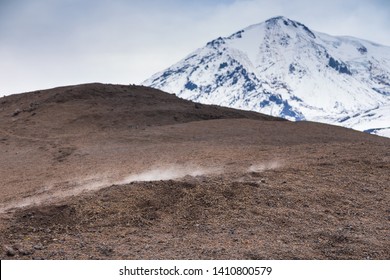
[143,16,390,137]
[335,104,390,138]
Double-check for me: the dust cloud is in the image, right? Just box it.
[120,164,222,184]
[0,164,221,213]
[0,161,282,213]
[248,160,282,172]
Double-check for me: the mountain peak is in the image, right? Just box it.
[263,16,316,38]
[265,16,291,23]
[143,18,390,137]
[265,16,302,27]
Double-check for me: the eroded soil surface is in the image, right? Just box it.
[0,83,389,259]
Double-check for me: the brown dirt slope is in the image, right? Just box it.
[0,83,280,134]
[0,83,389,259]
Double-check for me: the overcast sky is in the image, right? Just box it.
[1,0,389,96]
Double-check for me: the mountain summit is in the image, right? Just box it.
[143,16,390,137]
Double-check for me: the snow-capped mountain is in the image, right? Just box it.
[143,16,390,137]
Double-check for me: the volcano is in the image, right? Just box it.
[144,16,390,137]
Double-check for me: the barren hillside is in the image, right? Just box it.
[0,83,389,259]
